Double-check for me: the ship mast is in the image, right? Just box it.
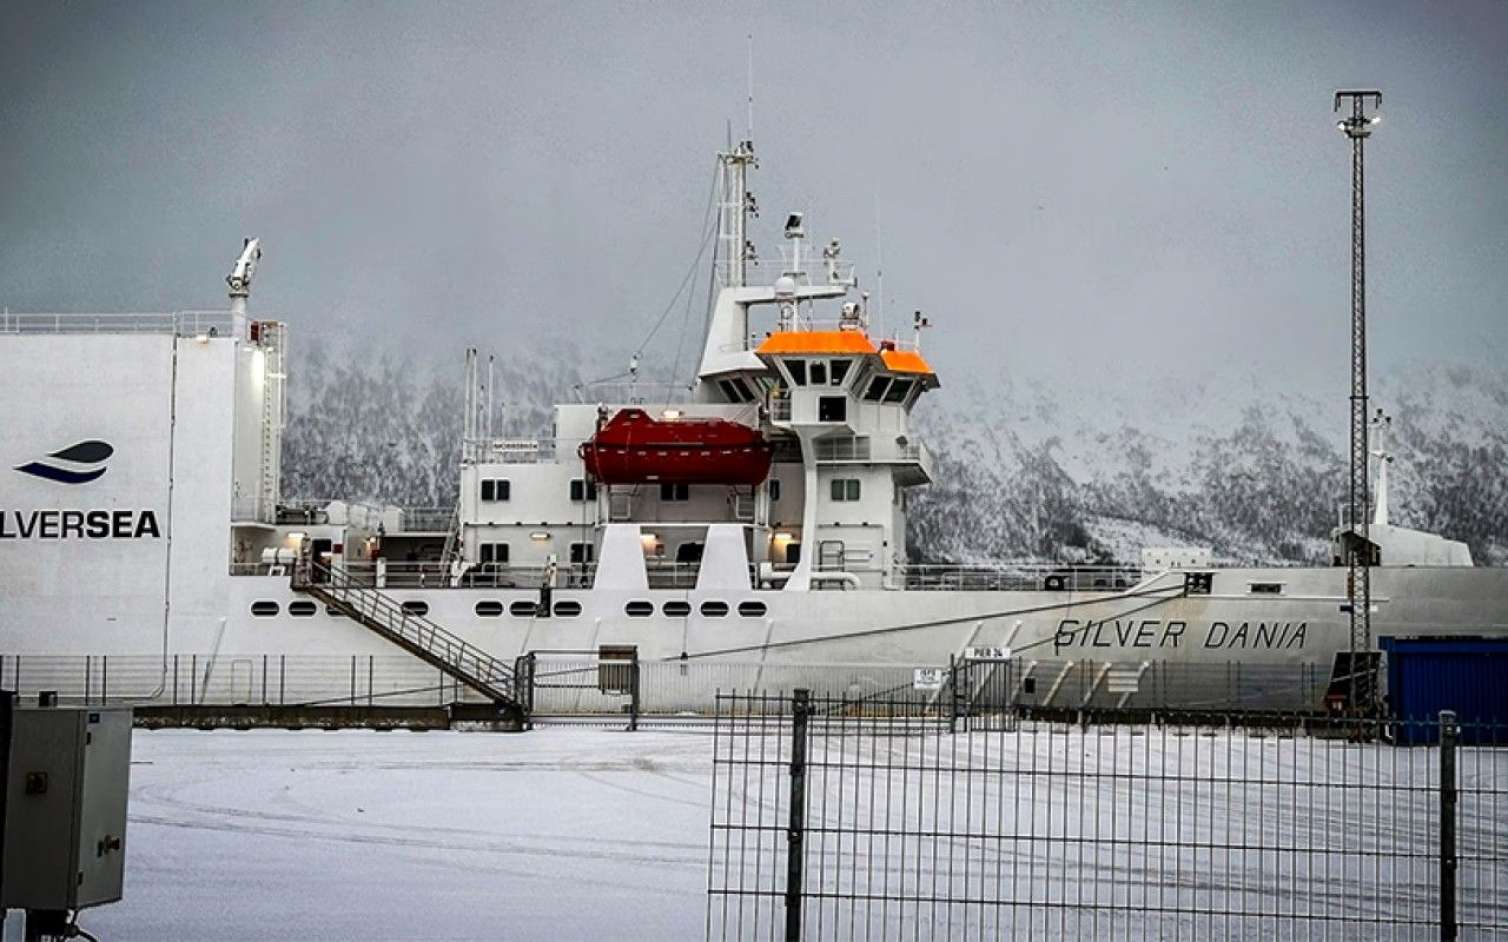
[716,138,756,290]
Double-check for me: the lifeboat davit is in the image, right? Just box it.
[578,408,774,485]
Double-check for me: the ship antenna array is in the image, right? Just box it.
[1334,88,1382,713]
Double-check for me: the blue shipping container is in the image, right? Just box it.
[1380,637,1508,745]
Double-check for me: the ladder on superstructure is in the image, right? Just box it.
[256,322,286,524]
[290,550,524,717]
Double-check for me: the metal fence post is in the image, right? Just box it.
[786,688,811,942]
[628,657,640,732]
[948,654,958,734]
[1440,709,1458,941]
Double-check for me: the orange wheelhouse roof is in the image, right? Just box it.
[879,349,936,375]
[756,330,878,356]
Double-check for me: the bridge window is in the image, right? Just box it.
[625,600,655,618]
[786,360,807,386]
[664,600,692,617]
[288,601,317,617]
[829,359,851,385]
[700,600,730,618]
[718,378,754,403]
[479,542,509,565]
[809,361,828,385]
[738,600,768,618]
[509,600,537,617]
[863,377,889,402]
[660,483,690,502]
[830,479,861,502]
[480,478,511,502]
[401,600,429,617]
[569,478,598,502]
[882,378,913,404]
[250,601,279,617]
[553,600,582,617]
[474,600,504,617]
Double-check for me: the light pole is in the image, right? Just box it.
[1334,89,1382,712]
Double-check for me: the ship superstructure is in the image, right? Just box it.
[2,139,1504,716]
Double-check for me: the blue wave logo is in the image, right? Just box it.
[15,440,114,485]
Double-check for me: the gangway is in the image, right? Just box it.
[290,551,526,724]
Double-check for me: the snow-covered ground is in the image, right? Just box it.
[90,728,714,942]
[78,725,1507,941]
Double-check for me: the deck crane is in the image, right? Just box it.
[226,237,262,316]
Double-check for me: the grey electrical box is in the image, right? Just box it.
[2,706,132,911]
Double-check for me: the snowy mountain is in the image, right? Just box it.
[281,345,1508,566]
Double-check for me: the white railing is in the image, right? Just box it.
[0,310,250,338]
[897,564,1144,593]
[336,560,598,590]
[276,499,389,529]
[714,257,856,288]
[231,495,275,525]
[400,507,453,532]
[813,436,930,470]
[572,382,697,405]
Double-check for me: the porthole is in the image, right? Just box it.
[510,600,538,617]
[475,600,504,617]
[700,600,729,618]
[663,600,692,617]
[738,601,768,618]
[288,601,317,617]
[625,600,654,618]
[553,600,582,617]
[401,600,429,617]
[250,600,280,617]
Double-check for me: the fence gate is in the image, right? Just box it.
[949,650,1016,731]
[708,693,1508,941]
[515,648,640,729]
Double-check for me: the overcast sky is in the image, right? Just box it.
[2,1,1504,387]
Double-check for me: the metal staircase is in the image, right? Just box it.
[291,551,524,721]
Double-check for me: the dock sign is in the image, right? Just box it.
[913,668,946,691]
[964,646,1011,662]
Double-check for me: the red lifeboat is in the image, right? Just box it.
[578,408,774,486]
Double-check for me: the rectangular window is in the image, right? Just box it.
[863,377,889,402]
[818,396,847,422]
[570,542,595,564]
[570,478,598,502]
[829,359,851,385]
[1249,582,1284,595]
[481,478,510,502]
[787,360,807,386]
[660,482,690,502]
[479,542,510,564]
[882,378,913,404]
[830,478,861,501]
[809,361,828,385]
[768,479,781,502]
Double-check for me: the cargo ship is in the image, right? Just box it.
[2,138,1504,716]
